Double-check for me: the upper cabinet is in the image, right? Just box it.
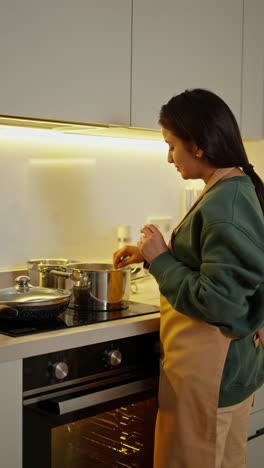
[0,1,263,138]
[241,0,264,140]
[0,0,131,125]
[131,0,243,130]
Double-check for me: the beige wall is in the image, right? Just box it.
[0,128,185,271]
[244,140,264,179]
[0,126,263,274]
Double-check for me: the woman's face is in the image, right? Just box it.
[162,127,202,180]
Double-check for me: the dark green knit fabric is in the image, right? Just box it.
[149,176,264,406]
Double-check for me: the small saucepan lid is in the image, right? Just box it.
[0,276,71,321]
[0,276,71,305]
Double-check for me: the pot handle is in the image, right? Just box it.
[0,305,19,319]
[49,270,82,281]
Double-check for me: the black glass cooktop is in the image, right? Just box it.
[0,302,160,337]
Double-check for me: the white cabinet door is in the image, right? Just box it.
[0,360,22,468]
[247,434,264,468]
[131,0,243,129]
[0,0,131,125]
[247,389,264,468]
[241,0,264,139]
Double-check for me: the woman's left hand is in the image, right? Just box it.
[138,224,169,263]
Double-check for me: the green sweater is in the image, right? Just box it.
[149,176,264,407]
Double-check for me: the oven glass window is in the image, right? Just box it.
[52,397,157,467]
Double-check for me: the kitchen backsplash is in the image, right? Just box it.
[0,128,186,271]
[243,140,264,180]
[0,127,263,272]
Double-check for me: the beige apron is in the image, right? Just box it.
[153,168,260,468]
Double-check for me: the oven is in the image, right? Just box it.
[23,331,160,468]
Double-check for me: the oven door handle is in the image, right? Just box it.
[39,376,158,415]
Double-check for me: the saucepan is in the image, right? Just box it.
[27,258,79,289]
[0,276,71,321]
[50,263,131,311]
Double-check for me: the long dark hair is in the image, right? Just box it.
[159,88,264,214]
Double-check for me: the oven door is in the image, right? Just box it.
[23,375,158,468]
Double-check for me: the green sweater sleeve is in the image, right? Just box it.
[149,222,264,337]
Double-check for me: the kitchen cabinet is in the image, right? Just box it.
[0,0,131,125]
[0,360,22,468]
[131,0,243,129]
[241,0,264,139]
[1,1,262,138]
[247,434,264,468]
[247,386,264,468]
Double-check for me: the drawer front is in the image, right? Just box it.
[247,432,264,468]
[248,409,264,438]
[251,386,264,414]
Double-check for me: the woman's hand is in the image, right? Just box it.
[137,224,169,263]
[113,245,144,269]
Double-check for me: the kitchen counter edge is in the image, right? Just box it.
[0,312,160,363]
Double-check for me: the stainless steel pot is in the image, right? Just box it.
[50,263,131,311]
[0,276,71,321]
[27,258,78,289]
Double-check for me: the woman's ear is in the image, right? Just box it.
[195,148,204,159]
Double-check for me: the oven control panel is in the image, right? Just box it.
[23,331,160,391]
[51,361,69,380]
[104,348,122,367]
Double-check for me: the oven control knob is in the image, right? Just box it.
[52,362,69,380]
[106,349,122,367]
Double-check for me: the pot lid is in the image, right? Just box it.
[0,276,71,305]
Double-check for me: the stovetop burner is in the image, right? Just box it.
[0,301,160,337]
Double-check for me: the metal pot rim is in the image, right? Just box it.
[0,296,69,307]
[28,258,79,269]
[65,263,130,273]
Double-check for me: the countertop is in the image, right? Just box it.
[0,310,160,364]
[0,273,160,364]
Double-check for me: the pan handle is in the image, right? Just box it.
[0,305,19,319]
[49,270,82,281]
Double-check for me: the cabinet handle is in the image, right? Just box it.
[248,426,264,440]
[38,376,158,415]
[256,427,264,436]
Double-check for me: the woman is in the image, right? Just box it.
[113,89,264,468]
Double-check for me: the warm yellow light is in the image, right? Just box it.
[29,158,96,166]
[0,125,53,138]
[0,123,166,152]
[0,115,163,142]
